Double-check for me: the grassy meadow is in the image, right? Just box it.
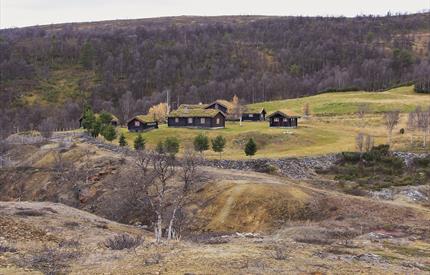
[248,86,430,115]
[105,86,430,159]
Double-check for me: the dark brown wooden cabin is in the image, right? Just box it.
[242,107,266,121]
[204,100,232,114]
[167,108,226,129]
[79,113,119,128]
[267,111,300,128]
[127,115,158,132]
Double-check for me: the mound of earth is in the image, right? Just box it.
[1,201,430,274]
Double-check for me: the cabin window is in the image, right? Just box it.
[175,117,179,123]
[249,114,253,117]
[283,118,288,122]
[134,121,140,126]
[274,118,279,122]
[188,117,193,124]
[216,118,220,124]
[200,118,205,124]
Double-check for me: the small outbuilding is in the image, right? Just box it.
[241,107,267,121]
[267,111,300,128]
[127,115,158,132]
[168,108,226,129]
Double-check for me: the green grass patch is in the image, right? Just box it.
[247,86,430,116]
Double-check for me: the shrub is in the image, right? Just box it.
[255,163,277,174]
[193,133,209,153]
[163,137,180,157]
[269,245,289,260]
[101,125,117,142]
[341,152,361,162]
[244,138,257,157]
[118,133,127,147]
[15,210,45,217]
[104,234,143,250]
[134,134,145,150]
[211,135,226,159]
[17,247,80,275]
[0,244,17,253]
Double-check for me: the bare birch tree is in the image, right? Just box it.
[231,95,244,125]
[416,107,430,147]
[166,148,205,240]
[383,110,400,147]
[406,111,417,146]
[356,103,369,128]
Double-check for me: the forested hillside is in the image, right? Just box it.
[0,13,429,136]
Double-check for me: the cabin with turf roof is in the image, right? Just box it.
[241,106,267,121]
[127,115,158,132]
[267,111,300,128]
[204,100,233,115]
[168,107,226,129]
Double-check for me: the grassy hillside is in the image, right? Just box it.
[248,86,430,116]
[113,86,430,159]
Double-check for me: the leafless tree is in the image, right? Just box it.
[166,148,206,240]
[231,95,244,125]
[0,140,11,168]
[364,134,374,152]
[119,91,135,124]
[39,117,56,139]
[303,103,310,119]
[355,132,365,157]
[416,107,430,147]
[356,103,369,128]
[383,110,400,147]
[128,147,207,243]
[406,111,417,146]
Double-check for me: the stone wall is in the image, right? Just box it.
[202,155,340,180]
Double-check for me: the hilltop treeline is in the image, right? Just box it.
[0,13,429,136]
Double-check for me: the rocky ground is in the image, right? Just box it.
[1,201,430,274]
[1,134,430,274]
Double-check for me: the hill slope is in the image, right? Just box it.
[248,85,430,116]
[1,13,429,137]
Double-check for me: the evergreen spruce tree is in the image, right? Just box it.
[80,41,95,69]
[81,108,95,130]
[118,133,127,147]
[193,133,209,154]
[101,125,117,142]
[134,134,146,150]
[163,137,180,157]
[244,138,257,157]
[211,135,226,159]
[90,119,102,138]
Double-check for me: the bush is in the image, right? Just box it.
[17,247,80,275]
[134,134,145,150]
[193,133,209,153]
[341,152,361,162]
[244,138,257,157]
[118,133,128,147]
[104,234,143,250]
[163,137,180,157]
[269,245,289,260]
[0,244,17,253]
[211,135,226,159]
[101,125,117,142]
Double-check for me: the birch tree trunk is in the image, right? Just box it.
[167,206,179,240]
